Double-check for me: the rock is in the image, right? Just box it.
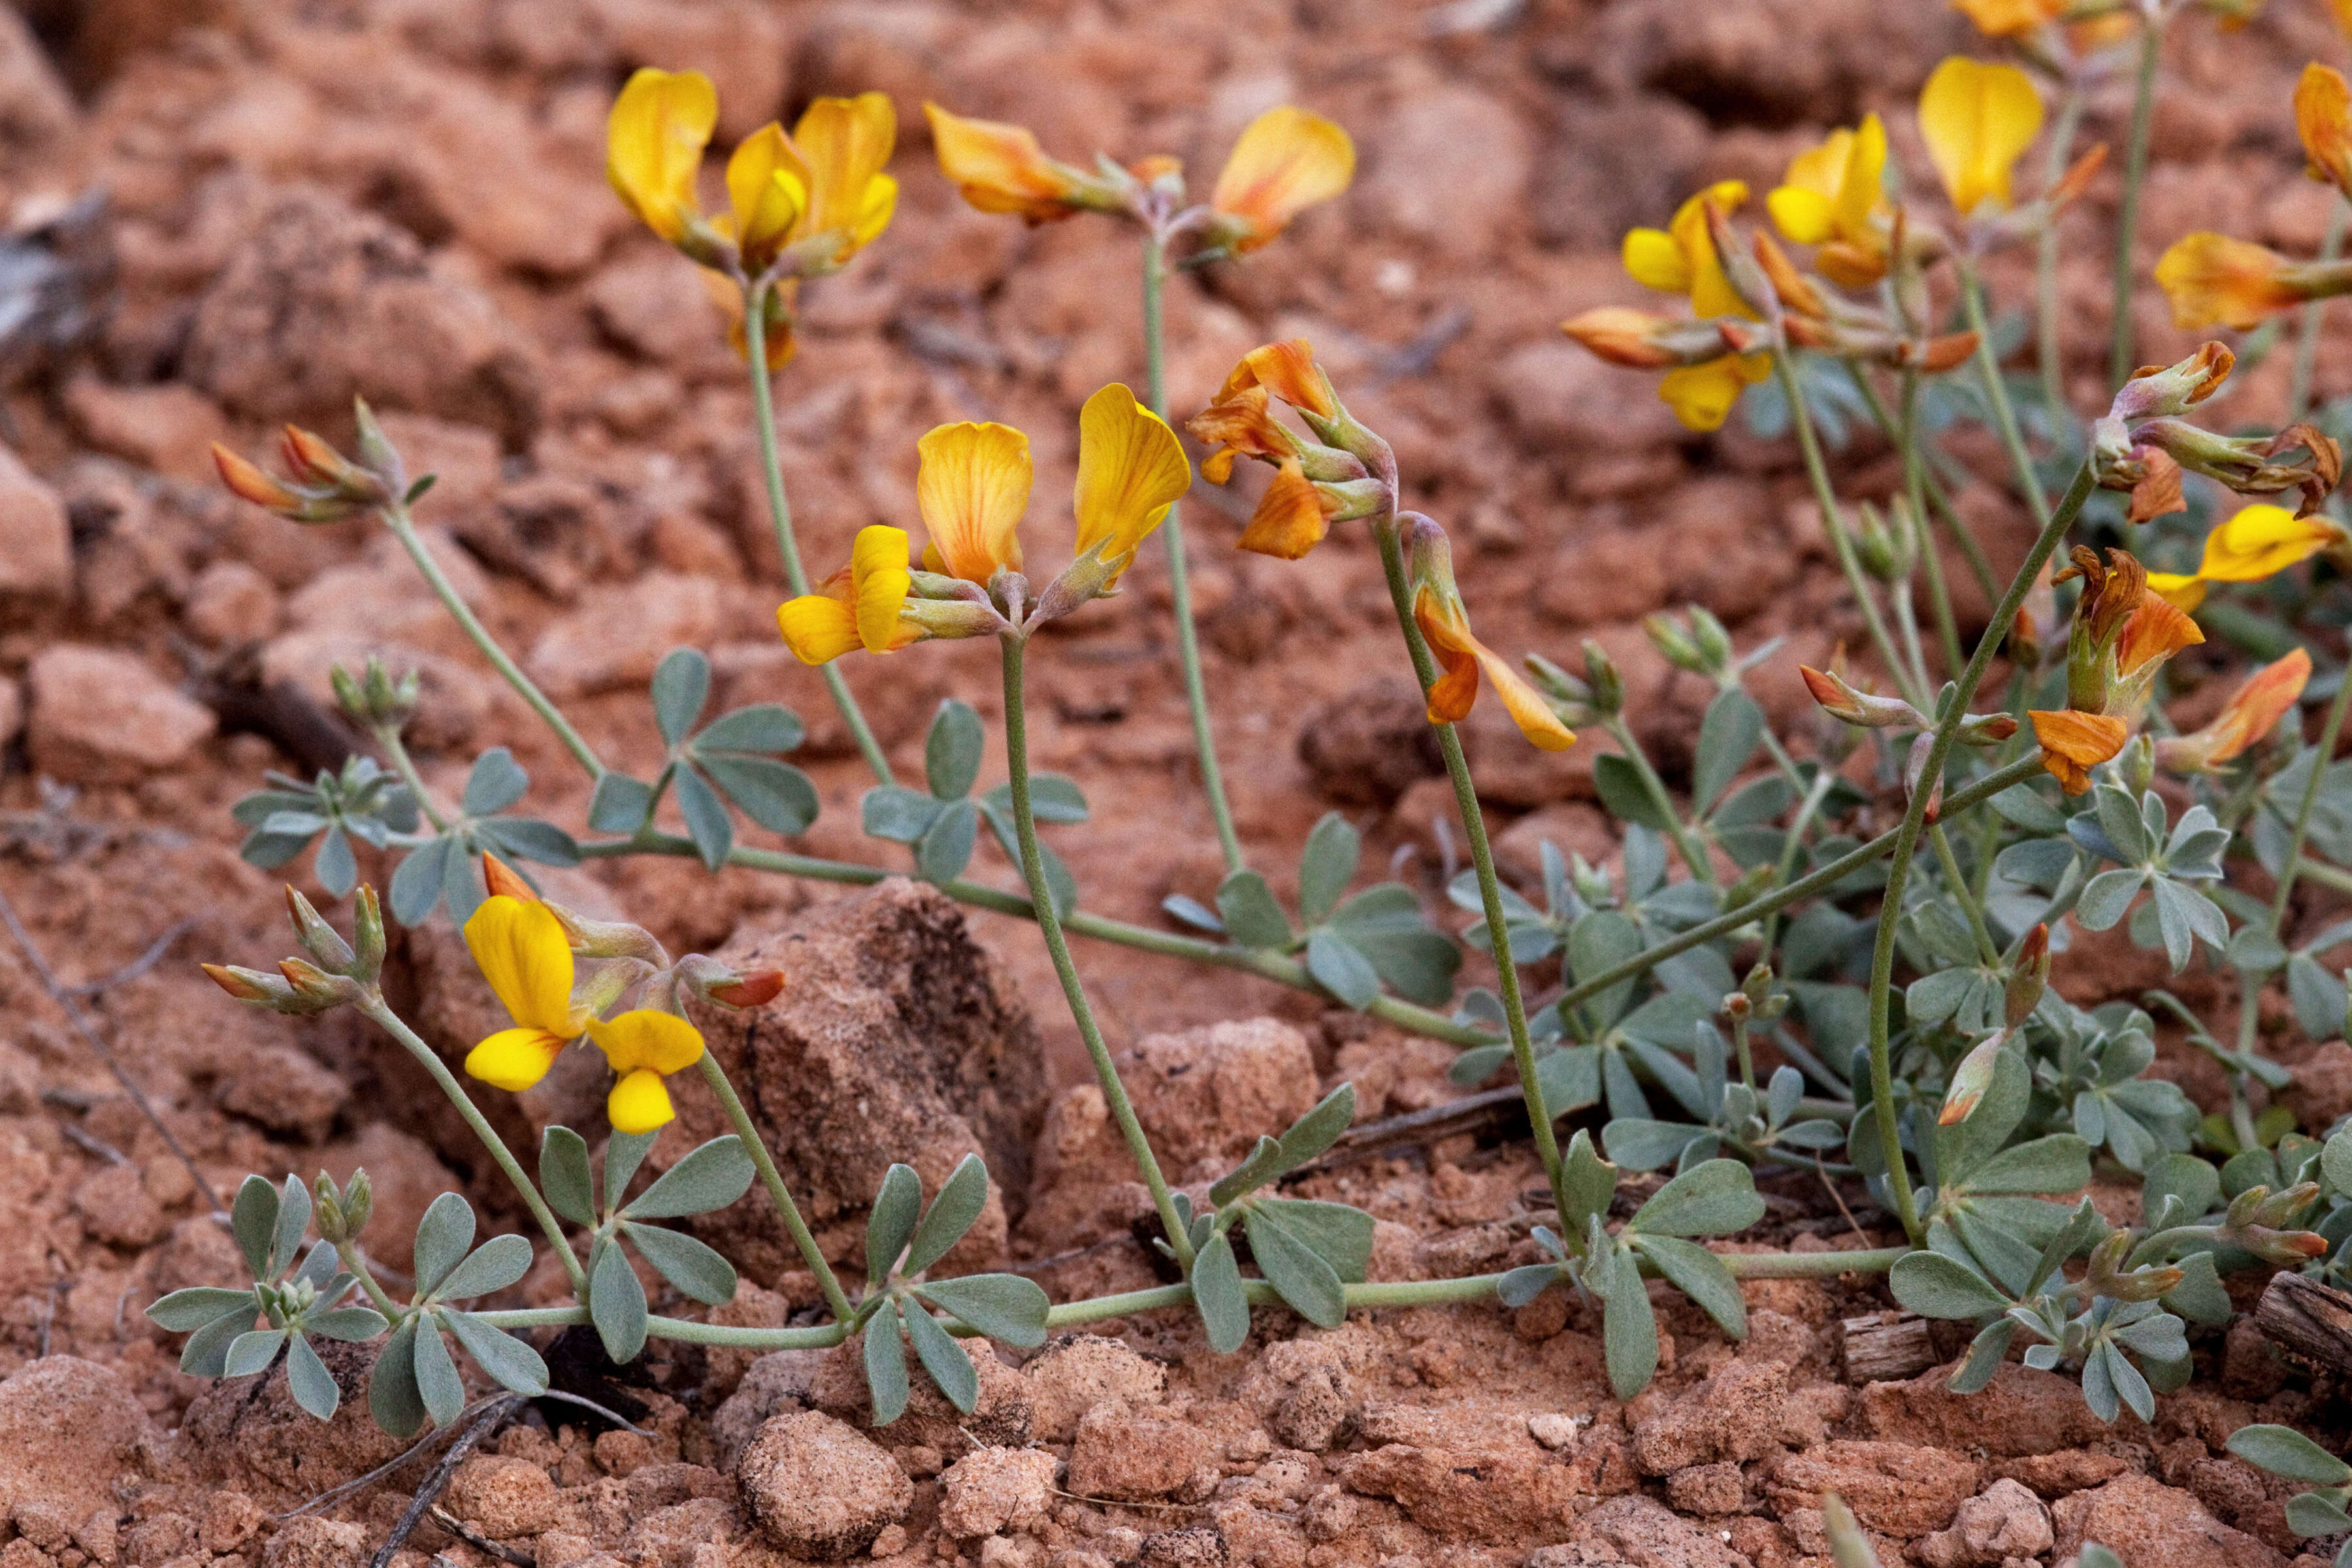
[1668,1462,1746,1515]
[200,1491,264,1552]
[0,680,19,749]
[25,644,216,784]
[1600,0,1970,125]
[1236,1337,1358,1454]
[1109,1019,1320,1183]
[182,188,543,445]
[260,1516,368,1567]
[0,4,74,161]
[2282,1040,2352,1133]
[710,1348,831,1470]
[1342,1440,1578,1545]
[938,1446,1058,1538]
[1491,340,1686,456]
[1563,1494,1751,1568]
[1139,1527,1230,1568]
[1068,1401,1219,1502]
[182,561,282,646]
[446,1454,561,1539]
[2051,1474,2285,1568]
[1766,1439,1982,1539]
[1531,94,1713,251]
[1492,802,1616,891]
[671,879,1047,1281]
[183,1337,408,1501]
[1296,676,1446,807]
[212,1042,349,1141]
[72,1162,168,1248]
[1993,1449,2134,1498]
[736,1412,912,1560]
[1361,87,1533,260]
[1022,1334,1168,1443]
[588,253,724,362]
[812,1332,1034,1452]
[1528,1413,1588,1451]
[1861,1361,2135,1457]
[0,1359,153,1516]
[523,570,723,698]
[1918,1479,2055,1568]
[0,444,73,601]
[1630,1357,1789,1474]
[59,376,231,482]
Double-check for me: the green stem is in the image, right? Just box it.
[2037,85,2086,426]
[745,280,895,786]
[2292,198,2351,420]
[1000,635,1194,1269]
[1601,717,1718,887]
[1845,365,2000,604]
[1774,355,1930,711]
[693,1054,856,1323]
[2238,649,2352,1056]
[1962,263,2052,527]
[1899,372,1964,676]
[1863,460,2100,1247]
[1141,233,1244,874]
[373,723,451,834]
[334,1241,405,1318]
[1757,769,1837,959]
[358,998,588,1295]
[381,500,604,781]
[2292,857,2352,898]
[1931,825,2003,967]
[1369,518,1567,1223]
[2109,21,2162,391]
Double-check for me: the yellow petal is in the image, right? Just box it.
[462,895,577,1036]
[1472,642,1577,751]
[607,68,718,243]
[1952,0,2065,35]
[2154,233,2300,330]
[1779,130,1850,205]
[1918,56,2043,216]
[726,123,810,269]
[1658,357,1750,432]
[777,591,862,664]
[1073,384,1192,583]
[587,1009,707,1075]
[1767,186,1836,246]
[2144,572,2208,612]
[924,103,1083,219]
[465,1028,568,1093]
[1669,180,1752,319]
[1836,115,1887,238]
[1622,227,1691,293]
[1209,106,1355,252]
[2199,503,2338,580]
[794,91,897,250]
[856,172,899,249]
[607,1068,677,1135]
[849,524,917,652]
[917,421,1032,583]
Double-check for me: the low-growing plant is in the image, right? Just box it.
[169,21,2352,1443]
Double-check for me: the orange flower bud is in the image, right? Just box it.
[1800,665,1923,728]
[1561,308,1686,369]
[481,851,540,902]
[709,970,785,1008]
[212,444,302,510]
[2299,63,2352,200]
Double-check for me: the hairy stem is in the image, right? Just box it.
[1601,715,1719,887]
[1001,634,1194,1269]
[334,1240,406,1319]
[746,280,896,785]
[2109,21,2162,389]
[358,998,588,1295]
[1931,824,2003,966]
[1900,371,1964,676]
[373,723,451,834]
[1141,233,1244,873]
[1962,263,2052,527]
[692,1053,857,1322]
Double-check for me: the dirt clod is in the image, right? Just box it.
[736,1411,913,1560]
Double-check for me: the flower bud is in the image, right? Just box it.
[1954,711,2019,747]
[674,953,786,1009]
[2121,733,2155,794]
[351,397,408,497]
[212,444,365,524]
[350,884,385,986]
[1644,613,1708,676]
[1800,666,1923,729]
[1688,607,1733,672]
[330,657,421,731]
[1522,653,1597,723]
[280,425,389,504]
[1561,308,1731,369]
[276,956,367,1013]
[1722,991,1753,1023]
[1940,1031,2006,1125]
[2082,1228,2183,1302]
[202,962,333,1014]
[1578,640,1625,718]
[1722,861,1776,913]
[2108,342,2235,424]
[314,1168,372,1244]
[286,886,357,974]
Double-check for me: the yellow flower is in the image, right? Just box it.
[2148,503,2350,612]
[460,894,704,1133]
[1071,384,1190,587]
[1950,0,2063,35]
[1767,115,1889,286]
[777,525,923,664]
[917,421,1034,583]
[1658,354,1772,433]
[2156,648,2311,774]
[607,68,719,245]
[925,103,1096,222]
[1918,57,2044,216]
[1623,180,1754,319]
[723,122,811,273]
[2299,63,2352,201]
[2154,233,2304,329]
[793,93,900,263]
[1209,107,1355,253]
[2029,709,2130,795]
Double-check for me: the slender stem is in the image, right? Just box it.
[1962,264,2053,527]
[335,1241,406,1318]
[1369,519,1567,1223]
[2109,20,2163,390]
[1889,563,1935,705]
[2293,857,2352,898]
[2254,657,2352,1066]
[693,1054,855,1322]
[2292,198,2351,419]
[1141,234,1244,874]
[381,501,604,781]
[359,998,588,1295]
[2037,85,2086,426]
[1845,364,2000,604]
[745,280,895,785]
[1000,636,1194,1269]
[1899,372,1964,676]
[1774,355,1930,711]
[1931,825,2002,966]
[1863,460,2100,1247]
[1601,717,1718,886]
[1757,769,1837,958]
[374,723,451,834]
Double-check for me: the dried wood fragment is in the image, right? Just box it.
[1839,1311,1938,1384]
[2255,1271,2352,1375]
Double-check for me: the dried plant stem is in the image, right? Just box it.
[380,499,604,782]
[2110,20,2163,390]
[2037,83,2086,425]
[357,998,587,1295]
[1141,233,1244,874]
[1774,356,1930,710]
[1961,264,2052,528]
[1000,635,1196,1271]
[1368,517,1569,1227]
[692,1051,856,1322]
[2291,197,2350,419]
[745,280,895,786]
[1863,459,2100,1247]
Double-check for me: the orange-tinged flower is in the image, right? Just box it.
[1190,340,1340,481]
[2114,595,2204,679]
[2156,648,2311,774]
[925,103,1094,221]
[1918,57,2044,216]
[1071,383,1190,587]
[212,443,304,512]
[700,269,798,368]
[2154,233,2304,329]
[481,851,538,902]
[1561,308,1693,369]
[1624,180,1755,319]
[2298,63,2352,199]
[794,92,898,263]
[917,421,1032,583]
[1209,106,1355,253]
[2030,709,2130,794]
[607,67,719,245]
[1658,353,1772,433]
[1951,0,2064,35]
[1407,521,1575,753]
[1236,459,1339,559]
[1767,115,1889,286]
[1217,338,1337,419]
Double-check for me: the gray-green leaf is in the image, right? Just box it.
[412,1191,477,1298]
[867,1164,923,1286]
[1631,1233,1746,1339]
[904,1302,979,1413]
[1192,1232,1250,1354]
[651,647,711,746]
[541,1127,596,1227]
[905,1154,989,1277]
[224,1328,287,1379]
[914,1274,1050,1347]
[414,1315,466,1428]
[1217,870,1294,951]
[2227,1424,2352,1484]
[1299,814,1361,924]
[590,1241,649,1363]
[443,1307,550,1396]
[625,1135,755,1220]
[864,1299,909,1426]
[370,1318,426,1439]
[433,1234,533,1302]
[286,1333,340,1420]
[926,700,985,801]
[623,1220,738,1306]
[1629,1159,1765,1237]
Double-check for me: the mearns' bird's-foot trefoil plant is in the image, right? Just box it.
[169,37,2352,1445]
